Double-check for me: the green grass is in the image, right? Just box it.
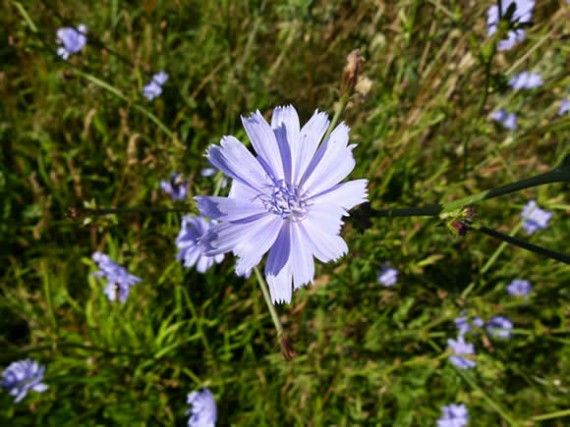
[1,0,569,425]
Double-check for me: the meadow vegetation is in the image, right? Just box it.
[1,0,569,425]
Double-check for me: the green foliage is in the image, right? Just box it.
[1,0,569,425]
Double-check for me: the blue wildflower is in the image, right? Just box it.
[559,99,569,116]
[201,168,228,189]
[143,71,168,101]
[506,279,532,297]
[92,252,142,303]
[454,314,484,336]
[437,403,469,427]
[1,359,48,403]
[161,172,188,200]
[487,0,535,51]
[447,336,476,370]
[487,315,513,339]
[508,71,543,90]
[186,387,217,427]
[491,109,518,130]
[196,105,368,303]
[377,265,398,287]
[520,200,552,235]
[56,24,87,60]
[176,216,225,273]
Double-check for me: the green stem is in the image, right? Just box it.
[456,369,520,426]
[531,408,570,422]
[73,70,177,140]
[370,165,570,219]
[78,206,193,216]
[253,266,283,337]
[470,224,570,264]
[441,168,568,214]
[323,95,350,142]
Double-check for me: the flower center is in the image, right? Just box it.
[262,181,308,222]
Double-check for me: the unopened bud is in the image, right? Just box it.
[280,335,297,362]
[341,49,364,98]
[450,220,469,237]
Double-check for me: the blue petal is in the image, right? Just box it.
[301,123,357,196]
[206,136,270,192]
[309,179,368,212]
[265,224,293,303]
[196,196,266,222]
[293,110,329,185]
[241,111,284,181]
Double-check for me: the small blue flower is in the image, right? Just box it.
[454,314,484,336]
[487,315,513,339]
[1,359,48,403]
[196,105,368,304]
[186,387,217,427]
[491,109,518,130]
[508,71,543,90]
[92,252,142,303]
[201,168,228,189]
[56,24,87,60]
[437,403,469,427]
[176,216,225,273]
[161,172,188,200]
[377,265,398,287]
[559,99,569,116]
[506,279,532,297]
[520,200,552,235]
[447,336,476,370]
[487,0,535,51]
[143,71,168,101]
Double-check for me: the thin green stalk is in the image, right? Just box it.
[181,287,213,356]
[531,408,570,422]
[370,164,570,220]
[41,264,59,350]
[253,266,283,337]
[441,168,569,213]
[13,1,38,32]
[456,369,520,426]
[323,95,350,142]
[470,224,570,264]
[73,70,177,140]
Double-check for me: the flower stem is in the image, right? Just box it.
[323,95,350,142]
[467,223,570,264]
[253,266,283,337]
[367,162,570,220]
[531,408,570,422]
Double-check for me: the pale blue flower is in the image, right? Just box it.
[201,168,216,177]
[196,105,368,303]
[454,314,484,336]
[1,359,48,403]
[92,252,142,303]
[487,0,535,51]
[491,109,517,130]
[508,71,543,90]
[487,315,513,339]
[520,200,552,234]
[202,168,227,189]
[559,99,569,116]
[186,387,217,427]
[56,24,87,60]
[143,71,168,100]
[506,279,532,297]
[447,336,476,370]
[437,403,469,427]
[377,265,398,287]
[176,216,225,273]
[161,172,188,200]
